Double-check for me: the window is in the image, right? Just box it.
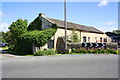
[104,38,107,42]
[88,37,90,42]
[48,40,54,49]
[83,36,87,43]
[100,37,102,42]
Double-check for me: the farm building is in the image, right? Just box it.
[29,13,111,52]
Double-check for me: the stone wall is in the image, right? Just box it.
[41,17,53,30]
[81,31,111,43]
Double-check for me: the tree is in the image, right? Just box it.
[9,19,28,39]
[112,30,120,34]
[0,32,5,43]
[8,19,28,50]
[3,31,13,44]
[70,30,80,42]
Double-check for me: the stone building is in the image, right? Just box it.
[33,13,111,51]
[105,32,120,43]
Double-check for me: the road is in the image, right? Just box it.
[1,52,118,78]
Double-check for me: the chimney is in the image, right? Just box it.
[39,13,45,17]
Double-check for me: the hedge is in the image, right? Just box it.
[34,49,57,56]
[71,48,118,54]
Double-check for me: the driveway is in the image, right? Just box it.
[1,53,118,78]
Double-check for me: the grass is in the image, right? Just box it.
[24,55,34,56]
[3,48,120,56]
[1,46,8,50]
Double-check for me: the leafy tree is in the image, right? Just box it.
[3,31,13,44]
[70,30,80,42]
[7,17,57,54]
[8,19,28,50]
[112,30,120,34]
[9,19,28,39]
[0,32,5,42]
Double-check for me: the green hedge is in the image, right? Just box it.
[34,49,57,56]
[71,48,118,54]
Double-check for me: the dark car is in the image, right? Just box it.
[0,42,8,47]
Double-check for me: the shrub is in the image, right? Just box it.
[88,49,94,54]
[34,49,57,56]
[34,50,44,56]
[106,49,118,54]
[71,48,118,54]
[8,45,14,51]
[72,48,77,53]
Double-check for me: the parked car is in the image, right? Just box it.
[0,42,8,47]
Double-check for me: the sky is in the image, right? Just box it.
[0,0,118,32]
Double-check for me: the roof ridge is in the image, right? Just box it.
[47,17,92,28]
[46,17,103,34]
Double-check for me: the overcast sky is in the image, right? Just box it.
[0,0,118,32]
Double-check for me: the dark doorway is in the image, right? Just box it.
[48,40,54,49]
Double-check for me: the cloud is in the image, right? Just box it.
[0,23,10,32]
[97,0,108,7]
[105,21,116,25]
[98,26,117,32]
[0,12,4,17]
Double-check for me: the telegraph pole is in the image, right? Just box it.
[64,0,67,50]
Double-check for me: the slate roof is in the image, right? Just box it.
[46,17,104,34]
[105,32,120,36]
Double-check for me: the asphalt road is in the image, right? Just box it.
[1,53,118,78]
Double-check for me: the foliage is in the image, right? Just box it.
[9,19,28,39]
[112,30,120,34]
[7,17,58,54]
[20,28,57,47]
[8,19,28,51]
[34,49,57,56]
[1,31,13,44]
[1,46,8,50]
[52,24,58,29]
[106,49,118,54]
[27,17,42,31]
[0,32,5,42]
[8,45,15,51]
[15,39,33,54]
[69,30,80,42]
[71,48,118,54]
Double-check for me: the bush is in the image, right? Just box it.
[8,45,14,51]
[71,48,118,54]
[106,49,118,54]
[34,49,57,56]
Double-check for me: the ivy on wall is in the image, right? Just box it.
[20,28,57,47]
[27,17,42,31]
[8,16,58,54]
